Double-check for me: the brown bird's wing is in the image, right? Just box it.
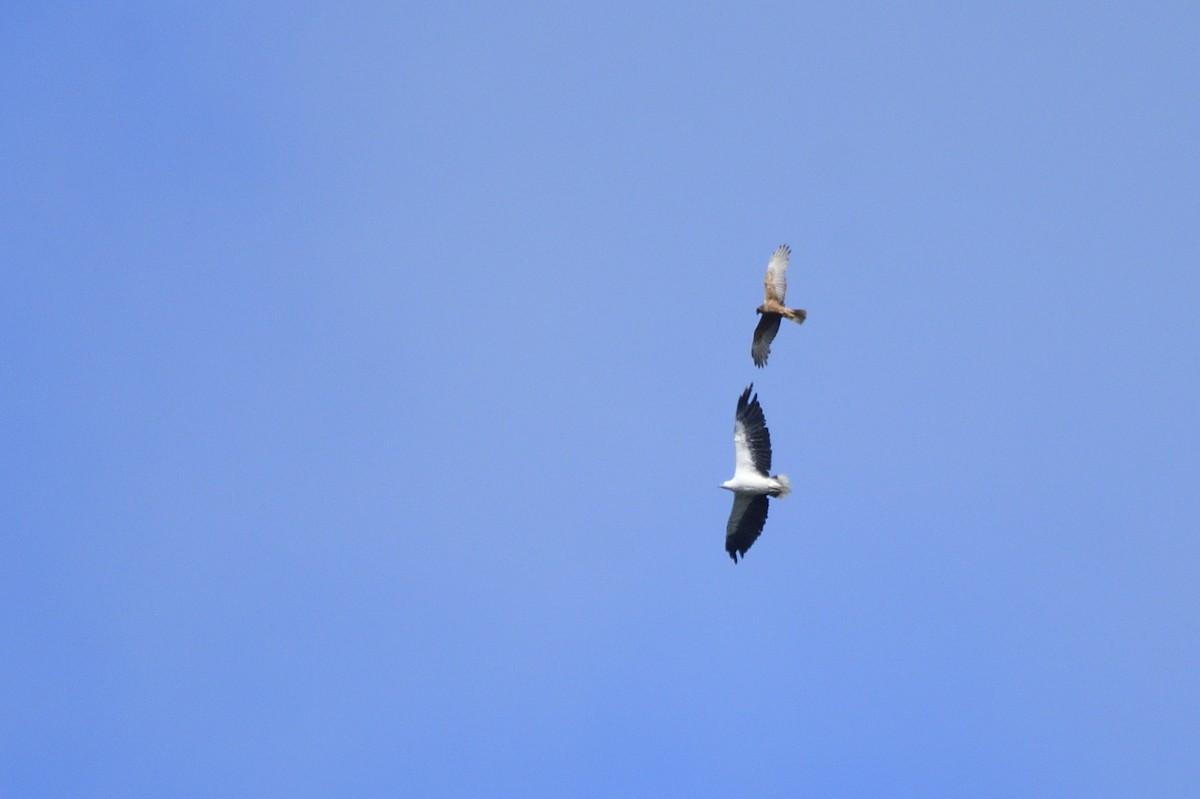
[751,313,781,368]
[763,244,791,304]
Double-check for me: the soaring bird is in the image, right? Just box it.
[721,384,791,562]
[751,244,806,367]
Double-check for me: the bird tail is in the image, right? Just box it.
[773,474,792,498]
[784,307,807,324]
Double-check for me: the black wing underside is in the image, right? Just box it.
[751,313,781,368]
[735,385,772,475]
[725,494,769,562]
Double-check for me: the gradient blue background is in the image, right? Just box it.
[4,3,1198,795]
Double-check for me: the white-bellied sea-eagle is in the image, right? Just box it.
[721,384,791,562]
[751,244,806,368]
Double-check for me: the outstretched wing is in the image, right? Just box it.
[726,493,769,562]
[763,244,791,304]
[751,313,781,368]
[733,384,772,477]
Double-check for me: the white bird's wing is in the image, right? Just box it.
[732,384,772,477]
[726,493,769,562]
[763,244,791,304]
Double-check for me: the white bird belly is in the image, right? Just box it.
[721,473,778,494]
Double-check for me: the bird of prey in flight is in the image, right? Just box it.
[721,384,791,562]
[751,244,806,367]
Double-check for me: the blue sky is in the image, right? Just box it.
[4,3,1198,795]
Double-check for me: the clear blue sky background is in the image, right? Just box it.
[4,3,1198,796]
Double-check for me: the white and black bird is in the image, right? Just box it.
[751,244,807,368]
[720,384,792,562]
